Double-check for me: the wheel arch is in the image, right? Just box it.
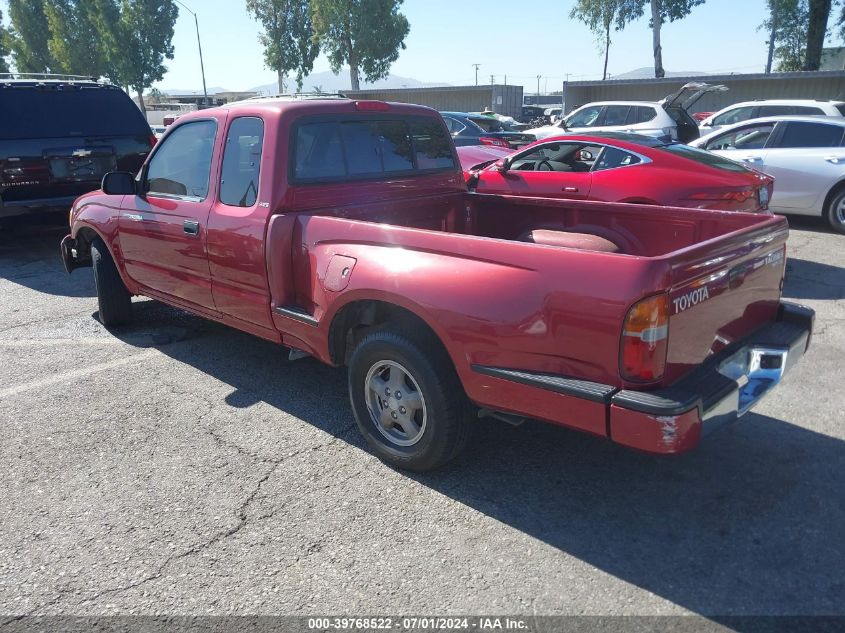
[327,298,459,373]
[822,178,845,215]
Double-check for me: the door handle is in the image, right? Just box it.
[824,156,845,164]
[183,220,199,236]
[562,186,579,193]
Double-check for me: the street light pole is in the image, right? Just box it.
[472,64,480,86]
[174,0,208,108]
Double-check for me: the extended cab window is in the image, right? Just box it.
[775,122,844,148]
[294,117,454,181]
[220,117,264,207]
[146,120,216,199]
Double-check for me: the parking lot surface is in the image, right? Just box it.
[0,217,843,617]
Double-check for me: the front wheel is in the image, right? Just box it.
[825,187,845,234]
[91,237,132,327]
[348,327,473,471]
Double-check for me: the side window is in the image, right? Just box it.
[601,105,631,127]
[220,117,263,207]
[594,147,641,171]
[757,105,795,117]
[712,106,755,127]
[443,117,463,134]
[510,143,598,172]
[791,106,825,115]
[410,119,455,169]
[776,122,845,148]
[705,124,775,151]
[146,120,216,199]
[566,105,603,128]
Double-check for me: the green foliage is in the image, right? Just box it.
[0,10,9,73]
[311,0,410,91]
[6,0,55,72]
[103,0,179,110]
[43,0,109,77]
[761,0,809,71]
[569,0,641,80]
[246,0,319,93]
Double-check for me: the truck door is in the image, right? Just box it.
[118,118,221,311]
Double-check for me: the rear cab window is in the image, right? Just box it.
[292,115,456,182]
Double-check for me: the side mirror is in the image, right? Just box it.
[579,150,593,161]
[102,171,137,196]
[493,158,510,173]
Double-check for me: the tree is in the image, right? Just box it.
[43,0,109,77]
[761,0,808,71]
[246,0,319,93]
[0,10,10,73]
[100,0,179,113]
[311,0,410,91]
[569,0,640,81]
[6,0,55,72]
[804,0,832,70]
[627,0,705,78]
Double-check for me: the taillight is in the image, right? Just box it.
[621,294,669,382]
[687,188,755,204]
[479,137,509,148]
[149,134,158,147]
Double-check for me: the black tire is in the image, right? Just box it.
[825,186,845,234]
[348,326,474,471]
[91,237,132,327]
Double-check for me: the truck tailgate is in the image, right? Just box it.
[662,217,789,383]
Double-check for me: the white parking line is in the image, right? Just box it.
[0,349,158,399]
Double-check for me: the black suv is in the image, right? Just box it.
[1,75,154,219]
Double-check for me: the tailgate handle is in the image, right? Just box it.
[183,220,199,236]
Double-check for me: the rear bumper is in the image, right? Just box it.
[470,302,813,455]
[0,195,77,218]
[610,302,814,453]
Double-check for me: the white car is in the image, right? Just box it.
[526,82,727,143]
[699,99,845,135]
[691,115,845,233]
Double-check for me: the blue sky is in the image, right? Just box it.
[2,0,841,91]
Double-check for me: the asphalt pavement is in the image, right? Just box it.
[0,215,842,619]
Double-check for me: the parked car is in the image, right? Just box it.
[62,98,812,471]
[526,82,728,143]
[544,106,562,123]
[691,115,845,233]
[520,105,546,123]
[0,74,155,220]
[698,99,845,134]
[467,132,773,212]
[441,111,534,149]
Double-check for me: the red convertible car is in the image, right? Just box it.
[464,132,774,212]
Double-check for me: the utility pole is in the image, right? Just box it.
[472,64,481,86]
[490,74,495,85]
[174,0,208,107]
[536,74,541,97]
[562,72,570,113]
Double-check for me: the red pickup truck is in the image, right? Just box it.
[61,98,813,471]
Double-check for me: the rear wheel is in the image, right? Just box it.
[91,237,132,327]
[825,186,845,234]
[348,327,473,471]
